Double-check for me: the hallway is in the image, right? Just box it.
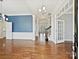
[0,39,72,59]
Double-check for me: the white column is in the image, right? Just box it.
[33,15,35,40]
[6,22,12,39]
[0,21,3,38]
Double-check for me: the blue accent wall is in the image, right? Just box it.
[8,15,33,32]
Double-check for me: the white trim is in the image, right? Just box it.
[57,5,73,18]
[32,15,35,40]
[54,15,57,43]
[0,37,4,39]
[72,0,75,59]
[72,0,74,44]
[65,39,73,41]
[54,0,68,15]
[6,14,33,16]
[56,39,73,44]
[12,32,35,40]
[56,41,64,44]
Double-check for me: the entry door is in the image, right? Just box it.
[56,20,64,43]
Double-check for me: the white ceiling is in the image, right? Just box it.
[1,0,68,15]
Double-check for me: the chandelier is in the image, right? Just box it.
[38,0,48,15]
[38,5,47,15]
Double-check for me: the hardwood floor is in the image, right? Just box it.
[0,39,73,59]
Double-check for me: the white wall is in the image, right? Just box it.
[0,21,6,38]
[0,1,2,13]
[64,14,73,41]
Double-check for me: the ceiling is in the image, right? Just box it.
[0,0,68,15]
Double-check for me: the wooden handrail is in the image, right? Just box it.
[45,26,51,30]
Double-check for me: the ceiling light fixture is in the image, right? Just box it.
[39,5,47,15]
[38,0,47,15]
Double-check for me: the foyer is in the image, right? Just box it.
[0,0,75,59]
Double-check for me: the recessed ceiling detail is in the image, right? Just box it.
[1,0,66,14]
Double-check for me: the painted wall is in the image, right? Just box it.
[0,2,2,13]
[6,15,35,40]
[0,21,6,38]
[64,14,73,41]
[8,15,33,32]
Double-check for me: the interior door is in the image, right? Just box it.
[56,20,64,43]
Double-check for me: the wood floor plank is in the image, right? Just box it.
[0,39,72,59]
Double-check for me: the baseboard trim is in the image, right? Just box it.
[56,41,73,44]
[6,39,34,40]
[0,37,6,39]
